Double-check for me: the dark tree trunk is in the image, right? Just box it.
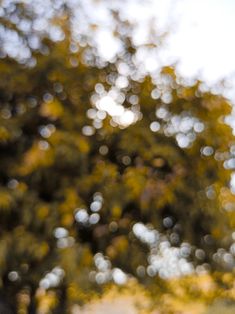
[54,284,68,314]
[27,287,37,314]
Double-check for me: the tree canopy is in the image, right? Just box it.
[1,1,235,313]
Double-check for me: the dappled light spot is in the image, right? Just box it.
[53,82,63,93]
[206,186,216,200]
[69,57,78,67]
[54,227,68,239]
[99,145,109,155]
[112,268,127,285]
[122,155,131,166]
[7,179,19,189]
[95,83,105,94]
[91,86,140,127]
[39,267,64,290]
[132,223,158,246]
[75,209,89,224]
[128,95,139,105]
[38,124,56,138]
[230,243,235,255]
[161,92,172,104]
[93,119,103,129]
[89,213,100,224]
[201,146,214,157]
[156,107,169,120]
[82,125,95,136]
[43,93,53,103]
[87,108,97,119]
[54,228,75,249]
[151,88,161,99]
[157,111,204,148]
[195,264,210,275]
[1,108,11,119]
[38,140,49,150]
[98,96,124,116]
[90,201,102,212]
[176,133,190,148]
[117,62,130,76]
[92,253,127,286]
[57,237,75,249]
[230,173,235,194]
[118,110,136,127]
[109,221,118,232]
[136,265,145,277]
[8,271,19,282]
[75,199,102,227]
[195,249,206,261]
[194,121,204,133]
[150,121,160,132]
[224,158,235,169]
[163,216,173,228]
[97,110,107,120]
[133,222,195,279]
[115,76,129,89]
[95,272,107,285]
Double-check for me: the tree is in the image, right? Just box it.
[1,1,235,313]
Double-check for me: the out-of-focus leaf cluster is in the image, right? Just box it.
[1,1,235,313]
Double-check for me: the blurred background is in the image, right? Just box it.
[1,0,235,313]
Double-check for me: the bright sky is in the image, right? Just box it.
[162,0,235,84]
[91,0,235,96]
[3,0,235,87]
[6,0,234,107]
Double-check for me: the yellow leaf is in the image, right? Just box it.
[40,99,64,119]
